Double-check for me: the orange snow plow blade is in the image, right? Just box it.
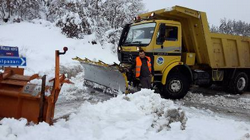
[0,47,70,124]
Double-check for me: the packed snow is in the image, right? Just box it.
[183,92,250,110]
[0,21,250,140]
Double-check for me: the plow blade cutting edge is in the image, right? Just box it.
[73,57,128,94]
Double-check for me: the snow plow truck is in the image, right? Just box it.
[75,5,250,99]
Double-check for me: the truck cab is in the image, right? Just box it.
[118,17,193,99]
[118,7,195,99]
[118,20,182,64]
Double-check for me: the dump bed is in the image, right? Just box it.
[139,6,250,69]
[209,33,250,68]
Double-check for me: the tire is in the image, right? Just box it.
[162,73,190,99]
[230,72,248,94]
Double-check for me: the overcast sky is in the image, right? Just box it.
[142,0,250,26]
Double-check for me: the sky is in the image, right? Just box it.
[142,0,250,26]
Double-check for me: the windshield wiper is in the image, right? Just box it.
[132,41,142,44]
[123,41,146,46]
[123,42,132,46]
[123,41,141,45]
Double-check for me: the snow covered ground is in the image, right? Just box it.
[1,90,250,140]
[0,20,118,75]
[0,21,250,140]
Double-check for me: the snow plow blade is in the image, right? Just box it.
[73,57,128,94]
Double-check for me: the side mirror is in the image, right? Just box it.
[158,23,166,47]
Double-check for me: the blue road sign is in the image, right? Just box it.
[0,46,19,57]
[0,57,26,66]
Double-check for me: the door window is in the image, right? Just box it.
[166,26,178,41]
[156,26,178,44]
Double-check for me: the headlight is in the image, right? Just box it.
[150,12,155,17]
[133,17,137,21]
[136,47,140,51]
[118,47,121,51]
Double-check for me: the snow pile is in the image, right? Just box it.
[183,92,250,110]
[0,90,180,140]
[1,90,250,140]
[123,89,186,131]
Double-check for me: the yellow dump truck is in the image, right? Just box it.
[75,5,250,99]
[116,5,250,99]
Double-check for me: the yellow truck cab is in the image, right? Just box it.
[117,6,250,99]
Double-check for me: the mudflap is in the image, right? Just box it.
[73,57,128,94]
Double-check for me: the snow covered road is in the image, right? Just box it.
[178,87,250,122]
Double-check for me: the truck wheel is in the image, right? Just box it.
[162,73,190,99]
[230,72,248,94]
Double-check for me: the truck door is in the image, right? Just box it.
[153,23,182,71]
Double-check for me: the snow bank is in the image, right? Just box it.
[0,90,249,140]
[0,20,118,75]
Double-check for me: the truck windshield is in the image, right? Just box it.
[123,23,156,46]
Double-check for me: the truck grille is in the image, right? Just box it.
[121,52,138,63]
